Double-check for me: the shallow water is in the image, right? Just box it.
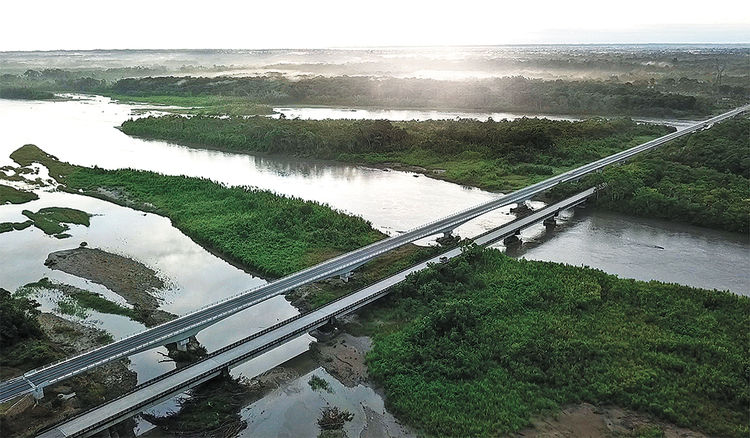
[510,208,750,295]
[273,106,699,129]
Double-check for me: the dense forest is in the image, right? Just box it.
[363,246,749,437]
[121,115,671,190]
[0,87,55,100]
[110,75,722,117]
[551,117,750,233]
[2,66,747,117]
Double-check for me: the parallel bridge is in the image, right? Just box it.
[1,104,747,406]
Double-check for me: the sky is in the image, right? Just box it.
[1,0,748,51]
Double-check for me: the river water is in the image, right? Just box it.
[0,95,746,435]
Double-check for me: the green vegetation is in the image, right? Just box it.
[20,207,91,237]
[10,145,382,278]
[64,169,381,277]
[0,288,62,373]
[548,117,750,233]
[0,87,55,100]
[121,115,671,191]
[308,375,333,393]
[0,288,43,349]
[359,246,749,437]
[289,242,447,312]
[107,94,275,116]
[111,75,728,117]
[0,220,32,234]
[0,184,38,204]
[21,278,137,321]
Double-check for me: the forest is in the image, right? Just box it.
[550,117,750,233]
[120,115,671,190]
[362,245,749,437]
[1,61,747,117]
[109,75,723,117]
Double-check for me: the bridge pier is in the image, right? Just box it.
[339,271,353,282]
[176,338,190,352]
[543,216,557,229]
[503,230,522,248]
[510,202,532,218]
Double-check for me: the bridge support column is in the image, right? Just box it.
[29,383,44,400]
[176,338,190,352]
[503,230,522,248]
[543,217,557,229]
[339,271,353,282]
[510,202,532,218]
[220,366,230,379]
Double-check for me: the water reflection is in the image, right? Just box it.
[509,208,750,295]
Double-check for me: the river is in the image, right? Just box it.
[0,95,746,436]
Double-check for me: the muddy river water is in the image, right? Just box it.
[0,96,746,436]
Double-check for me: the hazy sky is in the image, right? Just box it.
[2,0,748,51]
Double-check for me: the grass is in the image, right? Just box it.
[106,93,275,116]
[360,246,749,437]
[0,183,38,204]
[22,278,141,322]
[21,207,91,237]
[0,220,32,234]
[11,145,383,278]
[308,375,334,393]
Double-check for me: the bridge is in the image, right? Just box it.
[1,104,747,406]
[37,187,596,438]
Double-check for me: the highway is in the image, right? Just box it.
[37,187,596,438]
[2,104,747,405]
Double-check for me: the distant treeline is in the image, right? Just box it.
[3,67,747,116]
[551,117,750,233]
[111,75,726,117]
[0,87,55,100]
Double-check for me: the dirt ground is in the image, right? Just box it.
[44,247,173,325]
[515,403,711,438]
[311,333,372,387]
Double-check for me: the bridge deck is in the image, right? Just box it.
[38,187,597,437]
[6,105,748,406]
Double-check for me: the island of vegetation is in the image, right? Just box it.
[358,245,749,437]
[120,115,672,191]
[9,144,383,278]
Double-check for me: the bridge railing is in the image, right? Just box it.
[15,104,750,396]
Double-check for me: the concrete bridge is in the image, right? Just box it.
[37,187,596,438]
[1,104,747,406]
